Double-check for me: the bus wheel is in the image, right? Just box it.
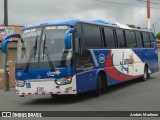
[93,75,101,97]
[142,66,149,81]
[101,74,107,92]
[19,95,25,97]
[51,94,58,98]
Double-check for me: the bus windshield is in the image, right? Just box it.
[16,26,73,70]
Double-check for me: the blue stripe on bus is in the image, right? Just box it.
[16,66,75,80]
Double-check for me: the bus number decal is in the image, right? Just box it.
[99,54,105,63]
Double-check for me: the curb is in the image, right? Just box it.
[0,88,15,93]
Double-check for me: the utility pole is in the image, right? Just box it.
[147,0,151,29]
[3,0,8,26]
[3,0,9,91]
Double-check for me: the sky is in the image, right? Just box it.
[0,0,160,33]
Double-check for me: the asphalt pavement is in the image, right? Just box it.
[0,72,160,119]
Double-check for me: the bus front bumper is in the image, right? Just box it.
[15,76,77,96]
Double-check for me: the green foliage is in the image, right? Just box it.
[127,24,135,28]
[156,32,160,39]
[127,24,141,29]
[136,26,141,29]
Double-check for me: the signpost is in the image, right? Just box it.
[3,0,9,91]
[147,0,151,29]
[2,51,9,91]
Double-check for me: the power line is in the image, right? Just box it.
[93,0,160,9]
[13,0,27,25]
[137,0,160,5]
[153,18,160,25]
[3,0,8,26]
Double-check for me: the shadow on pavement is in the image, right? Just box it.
[22,77,156,105]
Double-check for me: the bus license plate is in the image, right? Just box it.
[37,87,44,92]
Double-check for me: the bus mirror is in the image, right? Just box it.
[64,28,75,49]
[2,34,21,53]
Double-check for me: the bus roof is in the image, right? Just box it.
[23,19,153,33]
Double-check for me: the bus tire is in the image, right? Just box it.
[19,95,25,97]
[142,66,149,81]
[92,75,101,97]
[51,94,58,98]
[101,74,107,92]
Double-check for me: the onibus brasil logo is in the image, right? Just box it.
[120,52,135,73]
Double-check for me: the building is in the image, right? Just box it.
[0,25,23,68]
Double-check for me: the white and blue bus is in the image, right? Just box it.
[2,19,159,97]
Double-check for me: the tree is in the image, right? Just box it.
[127,24,141,29]
[127,24,135,28]
[136,26,141,29]
[156,32,160,39]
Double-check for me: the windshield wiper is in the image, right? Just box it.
[34,36,38,60]
[43,34,46,59]
[24,35,38,73]
[43,34,54,72]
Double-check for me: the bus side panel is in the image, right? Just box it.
[75,47,159,93]
[105,64,144,86]
[105,49,144,85]
[133,48,159,73]
[89,49,144,86]
[76,70,98,94]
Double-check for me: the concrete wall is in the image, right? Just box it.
[0,69,4,89]
[0,25,22,41]
[0,61,16,89]
[0,42,18,68]
[0,25,22,69]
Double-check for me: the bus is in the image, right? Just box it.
[2,19,159,97]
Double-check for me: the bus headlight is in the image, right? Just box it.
[55,76,72,85]
[16,80,26,87]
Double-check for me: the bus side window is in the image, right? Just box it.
[75,24,95,73]
[92,27,102,48]
[142,32,151,48]
[116,29,126,48]
[104,28,115,48]
[149,33,155,48]
[83,25,102,49]
[125,30,137,48]
[131,31,137,47]
[135,31,143,48]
